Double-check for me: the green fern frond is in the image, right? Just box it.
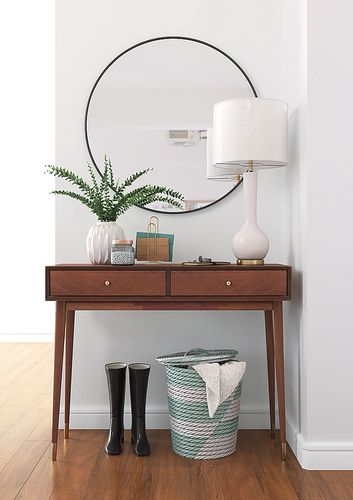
[51,190,94,210]
[46,165,92,195]
[46,158,184,220]
[107,157,114,187]
[87,162,99,190]
[120,169,151,189]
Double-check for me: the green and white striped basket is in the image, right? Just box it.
[165,365,242,460]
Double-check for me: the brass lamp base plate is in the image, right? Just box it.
[237,259,264,265]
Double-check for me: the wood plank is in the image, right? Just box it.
[16,431,82,500]
[194,433,261,500]
[0,347,51,406]
[148,430,199,500]
[239,430,299,499]
[27,412,51,441]
[0,405,47,472]
[0,440,49,500]
[49,431,105,499]
[84,431,135,500]
[312,471,353,499]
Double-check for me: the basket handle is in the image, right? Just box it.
[183,348,210,357]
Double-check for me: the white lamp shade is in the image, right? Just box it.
[213,98,288,169]
[206,128,243,181]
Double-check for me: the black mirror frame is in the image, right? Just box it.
[84,36,257,215]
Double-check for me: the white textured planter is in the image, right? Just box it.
[86,221,126,264]
[233,171,269,261]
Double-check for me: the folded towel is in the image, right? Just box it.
[193,361,246,418]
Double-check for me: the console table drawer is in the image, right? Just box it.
[49,270,166,297]
[171,270,288,297]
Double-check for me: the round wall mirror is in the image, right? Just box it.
[85,37,257,214]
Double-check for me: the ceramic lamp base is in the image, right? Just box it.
[232,171,269,263]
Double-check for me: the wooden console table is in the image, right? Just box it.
[46,263,291,461]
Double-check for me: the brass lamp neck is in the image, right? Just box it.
[247,160,254,172]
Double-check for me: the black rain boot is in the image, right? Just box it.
[105,362,126,455]
[129,363,151,456]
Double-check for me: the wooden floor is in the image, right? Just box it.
[0,344,353,500]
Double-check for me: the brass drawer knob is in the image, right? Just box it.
[104,280,111,286]
[225,280,232,287]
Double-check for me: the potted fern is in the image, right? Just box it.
[45,157,183,264]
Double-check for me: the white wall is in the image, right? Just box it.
[282,0,306,458]
[0,0,55,339]
[56,0,301,436]
[295,0,353,469]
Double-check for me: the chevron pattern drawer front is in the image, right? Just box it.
[171,270,288,297]
[49,270,166,297]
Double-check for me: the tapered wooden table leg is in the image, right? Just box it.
[273,301,286,461]
[64,310,75,439]
[265,310,276,439]
[52,301,66,461]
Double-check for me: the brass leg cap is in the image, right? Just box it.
[64,423,69,439]
[281,443,287,461]
[52,443,57,461]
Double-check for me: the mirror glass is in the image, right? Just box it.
[85,37,256,213]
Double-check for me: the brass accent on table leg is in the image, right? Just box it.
[281,443,287,461]
[271,424,276,439]
[237,259,265,265]
[64,423,69,439]
[52,443,57,461]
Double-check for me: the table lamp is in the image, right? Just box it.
[212,98,288,264]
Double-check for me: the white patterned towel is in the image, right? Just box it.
[193,361,246,418]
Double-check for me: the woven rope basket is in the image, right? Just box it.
[166,365,242,459]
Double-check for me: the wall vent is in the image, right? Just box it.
[168,129,206,146]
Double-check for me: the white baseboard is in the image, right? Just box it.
[285,420,353,470]
[296,433,353,470]
[0,334,53,342]
[59,405,279,430]
[60,409,171,430]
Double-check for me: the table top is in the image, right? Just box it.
[47,263,291,271]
